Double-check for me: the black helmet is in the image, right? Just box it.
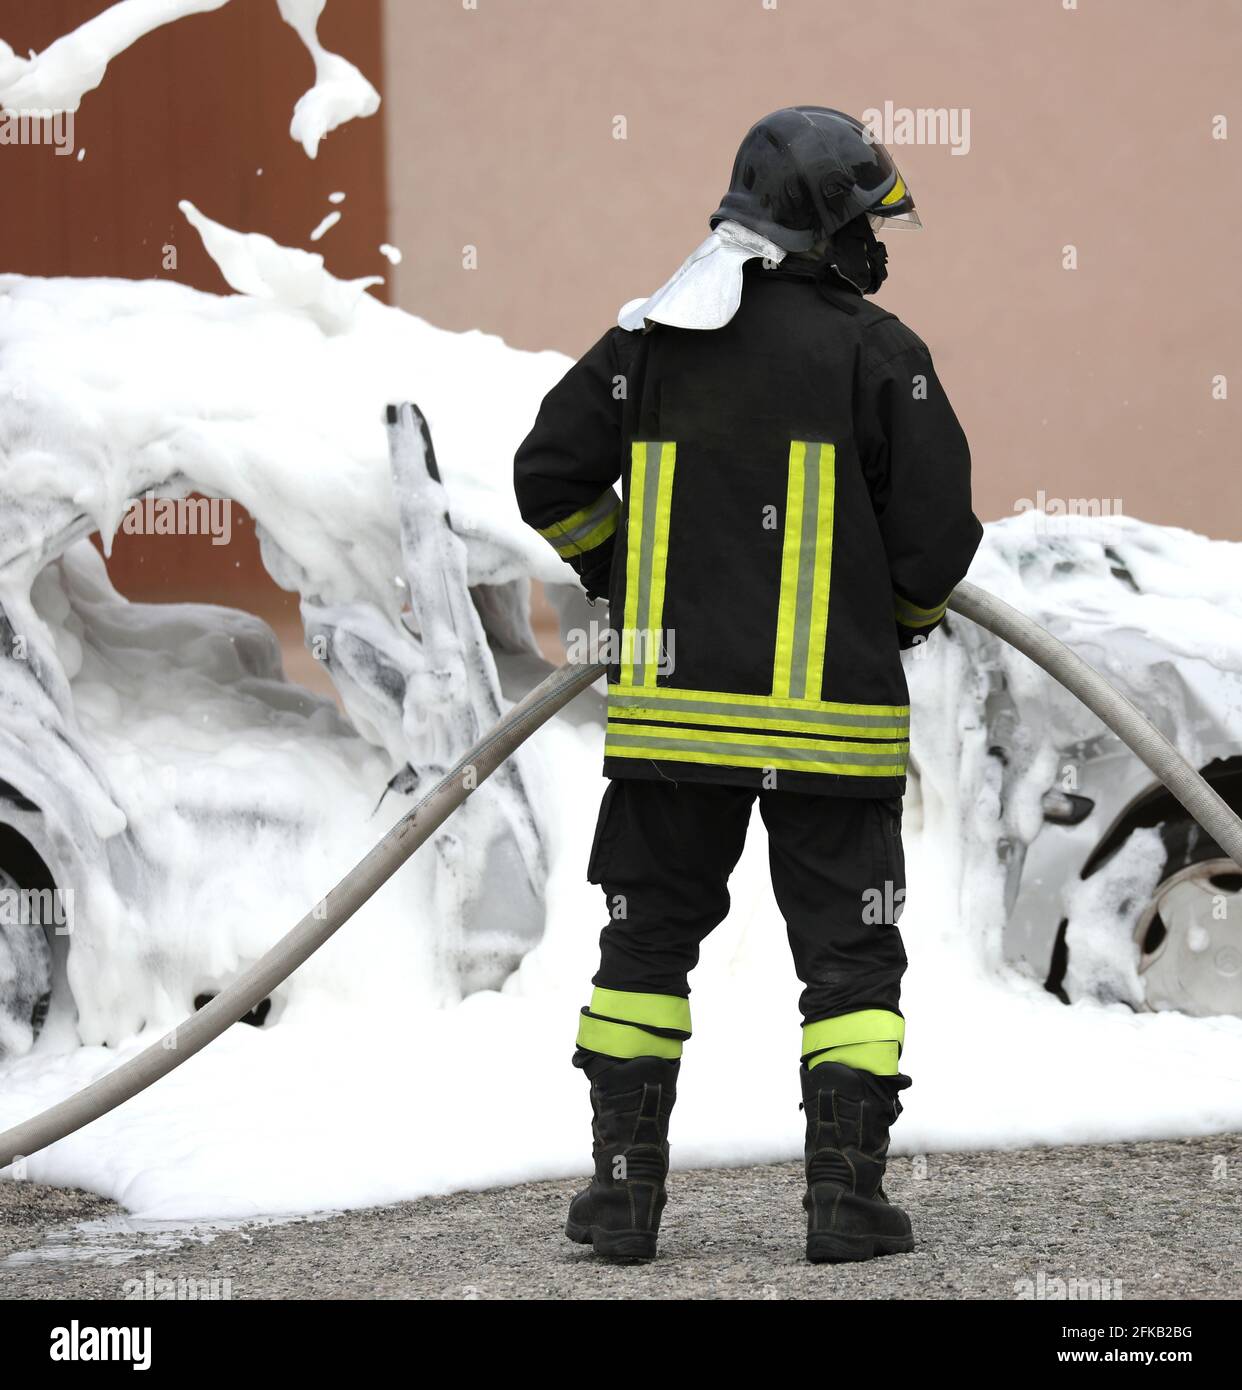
[710,106,920,252]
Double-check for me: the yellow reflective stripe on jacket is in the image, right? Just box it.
[894,590,949,628]
[621,441,676,688]
[576,1012,684,1060]
[536,488,620,559]
[589,987,691,1035]
[804,1010,903,1079]
[601,434,909,783]
[605,722,908,777]
[609,683,908,718]
[773,442,836,701]
[608,684,909,740]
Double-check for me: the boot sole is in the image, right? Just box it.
[806,1231,914,1264]
[564,1219,658,1263]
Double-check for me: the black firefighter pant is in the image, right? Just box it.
[580,778,908,1068]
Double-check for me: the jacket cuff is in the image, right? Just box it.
[896,620,937,650]
[893,590,950,631]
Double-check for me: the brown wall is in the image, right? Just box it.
[2,0,388,293]
[383,0,1241,539]
[2,0,389,695]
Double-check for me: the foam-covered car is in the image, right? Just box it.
[912,513,1242,1020]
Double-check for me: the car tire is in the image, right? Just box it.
[0,865,54,1057]
[1134,818,1242,1018]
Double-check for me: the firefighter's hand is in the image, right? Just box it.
[580,556,612,603]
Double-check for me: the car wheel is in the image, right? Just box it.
[0,865,54,1056]
[1135,852,1242,1018]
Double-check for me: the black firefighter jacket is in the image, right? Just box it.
[513,260,983,799]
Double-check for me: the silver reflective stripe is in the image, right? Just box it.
[538,488,621,558]
[605,725,907,772]
[621,441,676,688]
[608,691,908,734]
[894,591,948,628]
[788,448,821,697]
[554,490,619,550]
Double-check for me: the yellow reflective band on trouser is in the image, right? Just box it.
[605,722,908,778]
[607,684,909,740]
[802,1010,905,1076]
[536,488,621,559]
[773,442,836,701]
[576,1014,685,1060]
[621,441,677,689]
[588,987,692,1033]
[894,590,949,628]
[576,987,692,1060]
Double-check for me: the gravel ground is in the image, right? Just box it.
[1,1133,1237,1300]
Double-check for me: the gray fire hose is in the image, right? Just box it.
[0,658,603,1172]
[2,582,1241,1171]
[949,582,1242,866]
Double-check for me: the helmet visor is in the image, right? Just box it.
[866,168,921,229]
[868,207,922,230]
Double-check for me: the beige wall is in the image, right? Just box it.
[383,0,1240,538]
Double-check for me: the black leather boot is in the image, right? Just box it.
[800,1060,914,1263]
[565,1056,678,1262]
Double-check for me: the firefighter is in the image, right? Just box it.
[514,107,982,1264]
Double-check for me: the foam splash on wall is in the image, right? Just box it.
[0,0,378,159]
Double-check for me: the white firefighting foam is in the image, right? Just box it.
[0,215,1240,1218]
